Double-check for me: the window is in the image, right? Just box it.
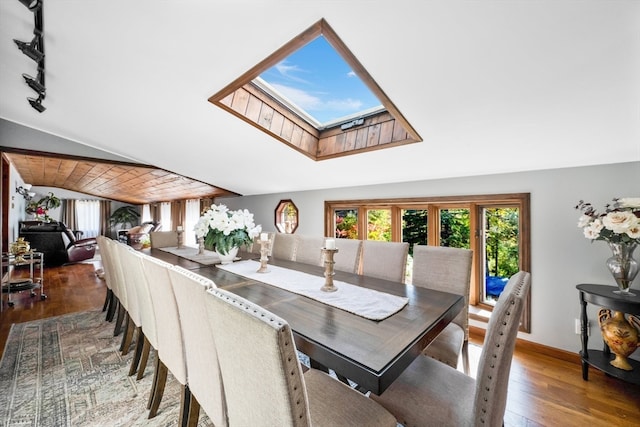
[160,202,172,232]
[184,199,201,247]
[275,200,299,233]
[208,18,421,160]
[76,200,100,238]
[325,194,531,331]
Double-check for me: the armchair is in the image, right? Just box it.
[124,221,161,250]
[18,221,97,266]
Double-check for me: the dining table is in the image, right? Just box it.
[147,247,464,395]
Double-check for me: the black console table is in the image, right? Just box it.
[577,284,640,385]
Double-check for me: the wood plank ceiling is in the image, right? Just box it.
[5,151,237,205]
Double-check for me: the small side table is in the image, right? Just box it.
[577,283,640,385]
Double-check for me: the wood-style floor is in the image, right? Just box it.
[1,261,639,426]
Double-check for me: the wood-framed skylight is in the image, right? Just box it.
[208,18,421,161]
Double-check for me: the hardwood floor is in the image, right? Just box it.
[1,261,639,426]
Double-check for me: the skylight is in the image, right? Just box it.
[208,19,421,160]
[256,35,384,129]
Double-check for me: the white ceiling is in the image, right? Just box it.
[1,0,638,196]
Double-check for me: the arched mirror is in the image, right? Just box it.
[275,199,298,233]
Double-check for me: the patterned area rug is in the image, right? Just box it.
[0,310,213,426]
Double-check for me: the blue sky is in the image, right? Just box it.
[258,35,382,125]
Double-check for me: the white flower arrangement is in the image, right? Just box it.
[576,198,640,244]
[194,204,262,254]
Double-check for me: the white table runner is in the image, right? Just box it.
[157,246,228,265]
[216,260,408,321]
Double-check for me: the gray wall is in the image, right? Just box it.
[218,161,640,354]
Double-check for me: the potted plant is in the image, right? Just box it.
[194,203,261,263]
[109,205,140,237]
[25,192,61,222]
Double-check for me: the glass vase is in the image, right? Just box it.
[606,242,639,296]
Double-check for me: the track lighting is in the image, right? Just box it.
[22,70,45,95]
[17,183,36,200]
[14,31,44,63]
[28,95,46,112]
[15,0,46,112]
[18,0,41,11]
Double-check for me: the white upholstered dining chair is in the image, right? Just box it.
[96,236,117,322]
[149,231,178,248]
[204,287,398,427]
[333,238,363,274]
[294,235,325,266]
[139,254,189,423]
[371,271,531,427]
[271,232,298,260]
[361,240,409,282]
[168,265,227,427]
[412,244,473,374]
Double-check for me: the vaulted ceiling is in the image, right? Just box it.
[4,151,236,204]
[0,1,638,198]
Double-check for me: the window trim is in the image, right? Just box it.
[325,193,531,332]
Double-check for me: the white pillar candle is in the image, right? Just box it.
[260,232,269,241]
[325,238,336,250]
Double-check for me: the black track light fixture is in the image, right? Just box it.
[27,95,46,112]
[18,0,41,11]
[22,69,45,96]
[14,30,44,63]
[16,0,46,113]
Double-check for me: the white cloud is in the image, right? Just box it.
[274,61,309,84]
[347,70,356,78]
[271,84,365,116]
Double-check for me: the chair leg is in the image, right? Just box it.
[461,340,470,375]
[137,337,152,380]
[185,393,200,427]
[148,358,168,418]
[102,288,111,312]
[106,294,118,322]
[179,384,200,427]
[128,327,145,376]
[120,313,135,355]
[113,303,125,336]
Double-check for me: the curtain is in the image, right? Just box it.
[184,199,200,246]
[160,202,172,231]
[61,199,77,230]
[151,203,161,224]
[170,200,184,232]
[76,200,101,238]
[141,204,151,223]
[200,197,214,213]
[99,200,111,237]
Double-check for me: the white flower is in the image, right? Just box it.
[616,198,640,209]
[627,223,640,239]
[602,211,637,234]
[577,214,592,228]
[583,219,604,239]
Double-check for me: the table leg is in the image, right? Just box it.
[580,291,589,381]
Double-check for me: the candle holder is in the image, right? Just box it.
[321,248,339,292]
[176,229,184,249]
[197,236,205,255]
[257,239,271,273]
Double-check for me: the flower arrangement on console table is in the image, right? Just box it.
[576,197,640,295]
[194,204,261,264]
[25,192,61,222]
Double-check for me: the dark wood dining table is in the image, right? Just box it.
[147,248,464,395]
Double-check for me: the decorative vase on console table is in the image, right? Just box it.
[606,242,639,295]
[576,198,640,295]
[598,309,640,371]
